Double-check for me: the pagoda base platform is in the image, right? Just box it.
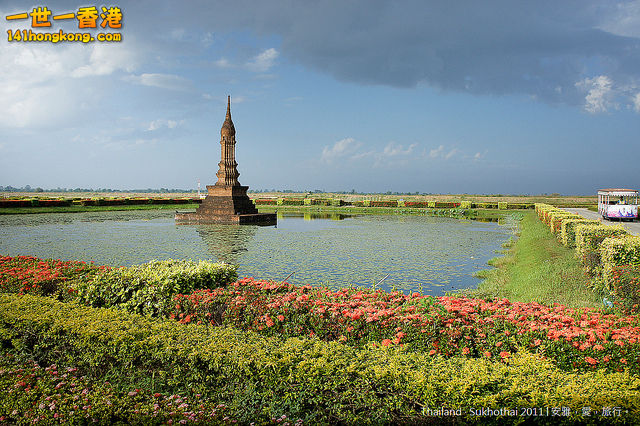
[175,184,276,225]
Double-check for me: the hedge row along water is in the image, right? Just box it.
[254,198,535,209]
[0,198,202,208]
[1,293,639,424]
[535,204,640,311]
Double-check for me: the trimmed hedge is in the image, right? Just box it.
[254,199,277,205]
[601,236,640,292]
[1,294,639,424]
[608,265,640,313]
[370,200,398,207]
[575,224,628,277]
[74,259,237,317]
[550,212,582,237]
[561,218,600,248]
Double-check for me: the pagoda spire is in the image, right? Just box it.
[216,96,239,186]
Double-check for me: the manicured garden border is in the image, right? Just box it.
[1,293,639,424]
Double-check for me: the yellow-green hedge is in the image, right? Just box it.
[1,294,639,424]
[561,219,600,248]
[549,212,582,237]
[601,236,640,290]
[460,200,472,209]
[575,224,628,276]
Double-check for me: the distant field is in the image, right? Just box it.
[0,191,597,207]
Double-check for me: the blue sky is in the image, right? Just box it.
[1,0,639,195]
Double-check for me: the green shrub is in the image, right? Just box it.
[607,265,640,313]
[1,294,639,424]
[303,198,312,206]
[561,219,600,248]
[74,259,237,317]
[427,201,435,208]
[549,212,582,237]
[601,236,640,291]
[498,201,507,210]
[460,200,472,209]
[575,225,627,277]
[330,198,343,207]
[363,199,371,207]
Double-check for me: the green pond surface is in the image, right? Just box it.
[0,210,515,295]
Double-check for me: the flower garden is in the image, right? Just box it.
[1,243,640,424]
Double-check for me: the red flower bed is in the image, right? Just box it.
[405,202,429,208]
[0,200,32,208]
[0,256,104,297]
[253,199,277,205]
[172,278,640,374]
[370,201,398,207]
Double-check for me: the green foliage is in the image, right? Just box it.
[1,294,639,424]
[575,225,628,277]
[601,236,640,292]
[427,201,435,208]
[0,351,240,424]
[303,198,312,205]
[74,260,237,317]
[561,218,599,248]
[459,200,472,209]
[497,201,508,210]
[608,265,640,313]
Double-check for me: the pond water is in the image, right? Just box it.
[0,210,515,295]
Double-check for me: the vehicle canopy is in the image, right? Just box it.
[597,188,639,197]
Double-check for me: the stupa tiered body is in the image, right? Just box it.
[175,97,276,225]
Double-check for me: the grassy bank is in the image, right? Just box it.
[0,203,201,215]
[467,210,602,309]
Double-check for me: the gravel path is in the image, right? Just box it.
[562,208,640,236]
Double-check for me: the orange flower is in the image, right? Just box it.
[499,351,510,359]
[585,356,598,365]
[429,349,437,355]
[462,347,470,355]
[382,339,392,347]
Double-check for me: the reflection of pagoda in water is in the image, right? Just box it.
[195,224,256,265]
[175,97,276,225]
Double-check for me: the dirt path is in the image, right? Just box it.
[563,208,640,236]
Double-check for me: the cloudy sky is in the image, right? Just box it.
[1,0,639,195]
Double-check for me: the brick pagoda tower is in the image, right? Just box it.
[175,97,276,225]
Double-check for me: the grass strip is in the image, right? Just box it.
[468,210,603,309]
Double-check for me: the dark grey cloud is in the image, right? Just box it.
[172,0,640,106]
[6,1,638,107]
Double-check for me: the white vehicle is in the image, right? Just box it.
[598,189,638,221]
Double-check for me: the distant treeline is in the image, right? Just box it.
[1,185,545,197]
[0,186,198,193]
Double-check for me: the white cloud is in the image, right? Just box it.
[633,93,640,113]
[429,145,445,158]
[575,75,618,114]
[428,144,459,160]
[214,58,232,68]
[147,119,184,131]
[201,32,214,47]
[321,137,362,163]
[124,73,190,90]
[382,142,416,156]
[71,44,139,77]
[246,48,279,72]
